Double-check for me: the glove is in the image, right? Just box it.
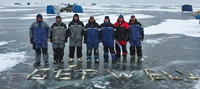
[65,39,68,43]
[84,39,87,44]
[99,39,102,43]
[124,36,128,41]
[141,34,144,41]
[30,37,34,44]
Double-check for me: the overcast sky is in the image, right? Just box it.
[1,0,200,4]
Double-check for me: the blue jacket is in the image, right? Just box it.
[29,14,50,43]
[84,20,100,48]
[128,19,144,40]
[100,22,115,47]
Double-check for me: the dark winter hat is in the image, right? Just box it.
[56,15,61,19]
[118,14,124,19]
[105,16,109,20]
[131,15,135,18]
[74,14,79,17]
[90,16,94,19]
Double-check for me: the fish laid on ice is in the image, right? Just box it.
[61,68,72,71]
[173,76,182,80]
[31,77,44,80]
[174,70,183,74]
[55,70,61,78]
[39,68,50,71]
[68,65,77,68]
[162,71,168,75]
[85,69,97,72]
[81,70,87,80]
[168,75,173,80]
[59,77,71,80]
[60,73,71,76]
[148,74,154,81]
[149,73,161,77]
[154,77,166,80]
[26,69,39,80]
[105,70,119,78]
[188,76,199,80]
[143,69,155,75]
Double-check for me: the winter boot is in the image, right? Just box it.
[68,58,74,63]
[87,56,92,63]
[111,54,116,63]
[95,56,100,63]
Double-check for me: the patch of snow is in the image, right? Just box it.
[0,40,16,46]
[0,52,26,72]
[144,36,181,47]
[0,9,34,12]
[195,81,200,89]
[145,19,200,37]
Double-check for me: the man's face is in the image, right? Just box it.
[37,17,42,21]
[119,17,123,22]
[131,17,136,21]
[74,16,78,21]
[56,18,61,22]
[105,19,109,23]
[90,19,94,23]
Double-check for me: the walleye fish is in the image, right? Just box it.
[148,74,154,81]
[26,69,39,80]
[55,70,61,78]
[144,69,155,75]
[149,73,161,77]
[61,68,72,71]
[154,77,166,80]
[81,70,87,80]
[105,70,119,78]
[173,76,183,80]
[68,65,77,68]
[31,77,44,80]
[168,75,173,80]
[85,69,98,72]
[174,70,183,74]
[60,73,71,76]
[188,76,199,80]
[190,73,194,77]
[162,71,168,75]
[59,77,71,80]
[39,68,50,71]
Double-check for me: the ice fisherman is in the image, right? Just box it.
[100,16,116,63]
[114,14,130,60]
[128,15,144,61]
[50,15,68,63]
[29,14,50,66]
[67,14,84,63]
[84,16,101,63]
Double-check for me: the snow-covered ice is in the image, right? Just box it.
[145,19,200,37]
[0,52,26,72]
[0,9,34,12]
[0,40,16,46]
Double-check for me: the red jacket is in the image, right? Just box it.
[114,20,130,41]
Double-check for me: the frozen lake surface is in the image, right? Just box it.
[0,3,200,89]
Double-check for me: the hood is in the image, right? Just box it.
[72,14,80,22]
[56,15,62,23]
[36,14,43,22]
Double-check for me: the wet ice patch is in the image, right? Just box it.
[145,19,200,37]
[144,36,181,47]
[0,40,16,46]
[0,52,26,72]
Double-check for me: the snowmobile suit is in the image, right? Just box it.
[68,14,84,59]
[114,15,130,58]
[50,15,68,62]
[84,20,100,60]
[128,19,144,57]
[29,14,50,63]
[100,21,116,60]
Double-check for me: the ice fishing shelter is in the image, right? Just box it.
[73,4,83,13]
[182,4,193,11]
[195,15,200,19]
[46,5,60,14]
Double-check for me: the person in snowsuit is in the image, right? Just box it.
[128,15,144,61]
[84,16,101,63]
[68,14,84,63]
[100,16,116,63]
[29,14,50,66]
[114,14,130,59]
[50,15,68,63]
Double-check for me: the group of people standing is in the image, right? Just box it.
[29,13,144,66]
